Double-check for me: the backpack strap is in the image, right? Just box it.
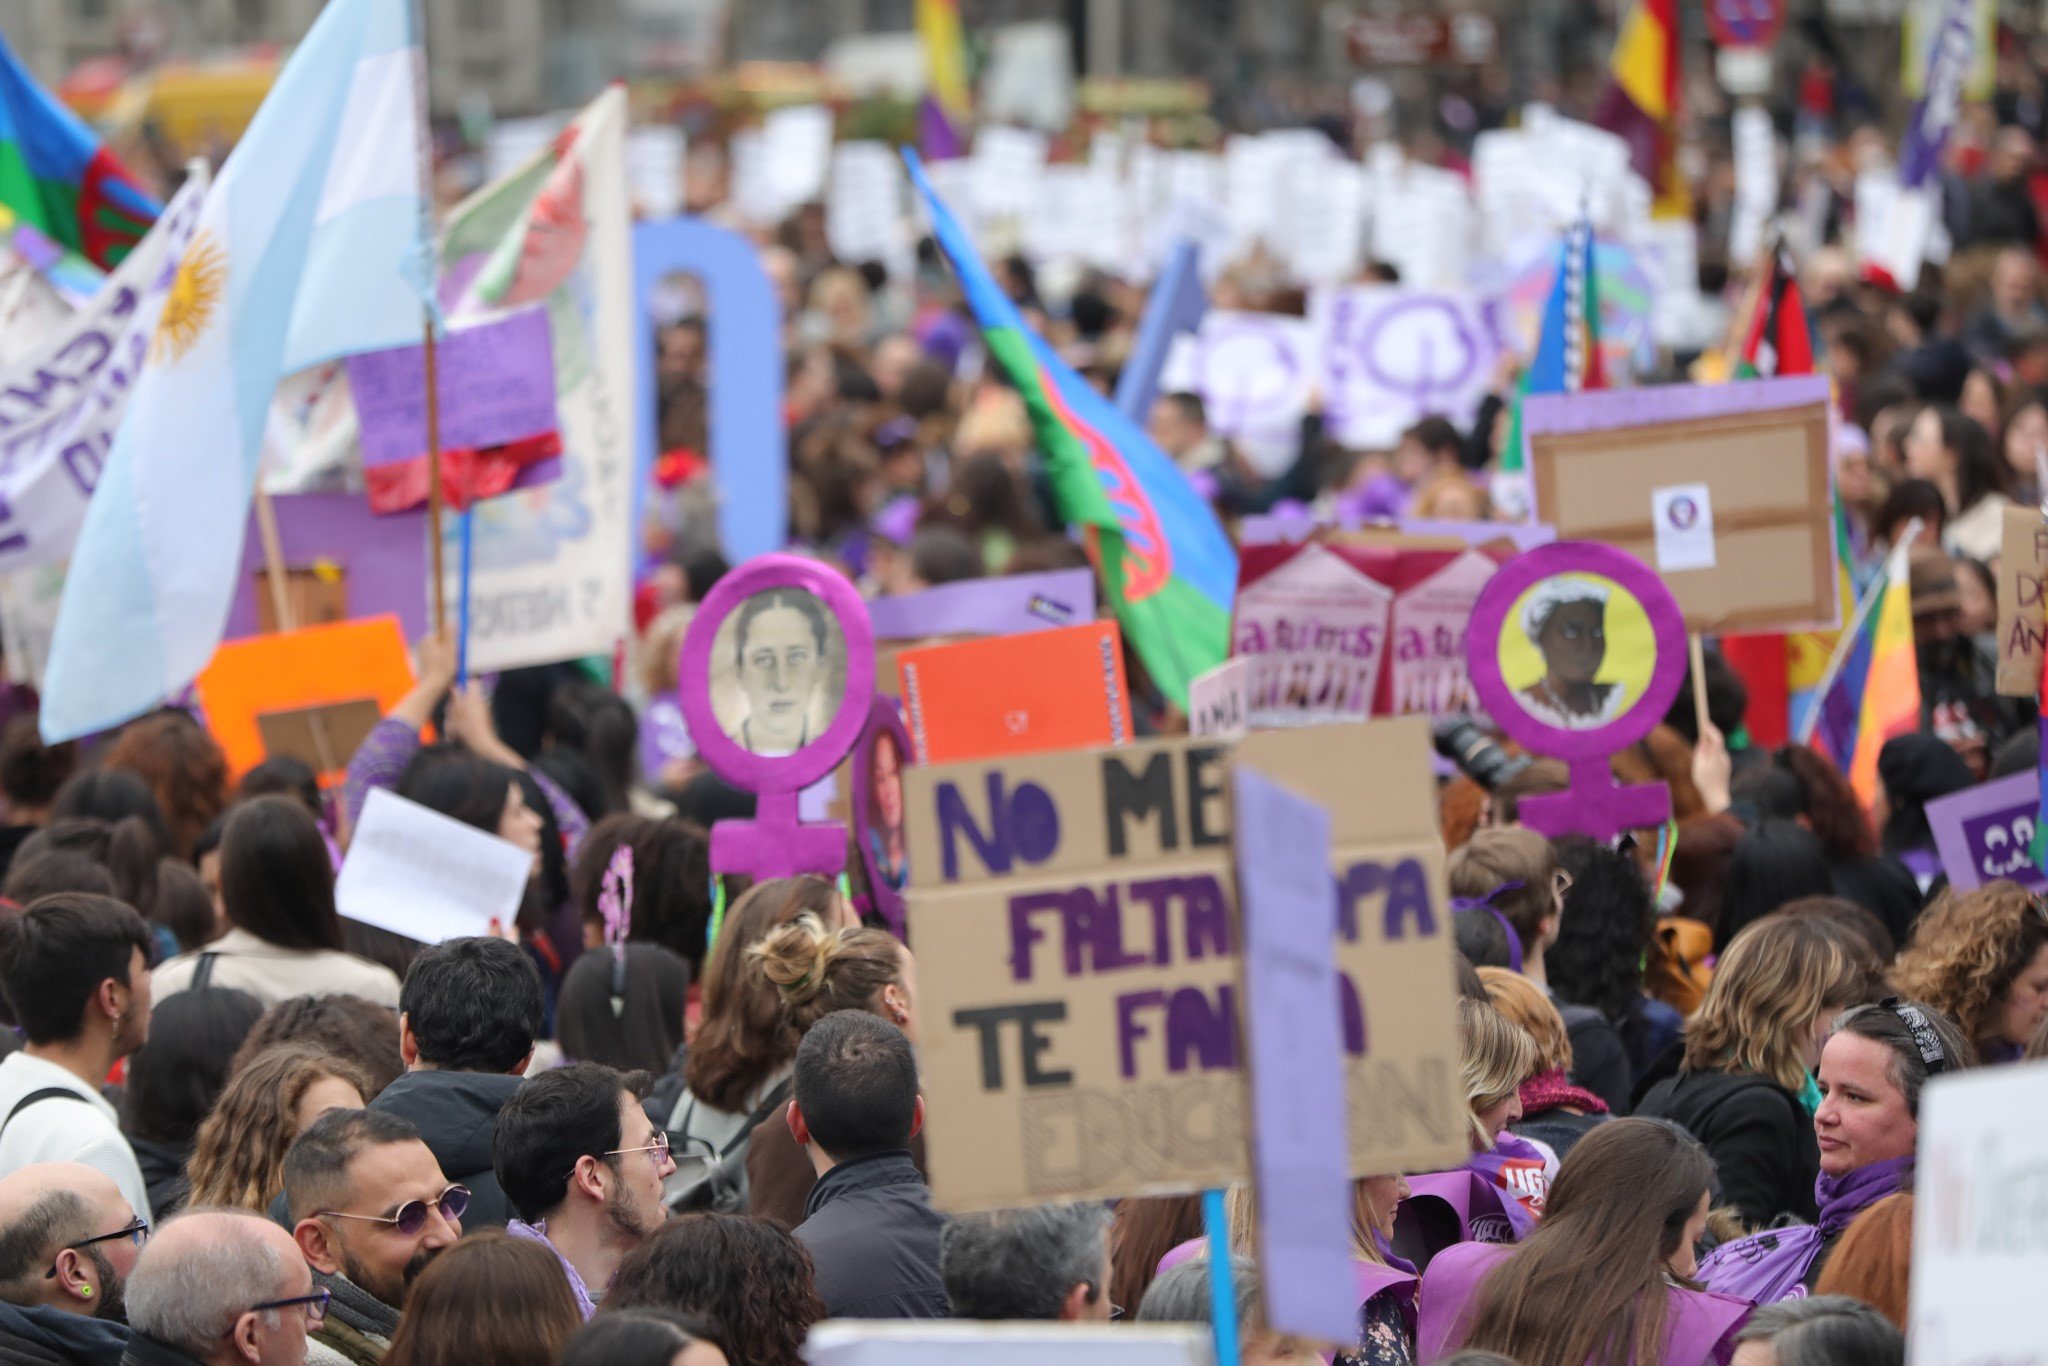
[719,1074,795,1159]
[189,952,219,991]
[1,1087,84,1138]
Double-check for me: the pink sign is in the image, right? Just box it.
[1390,548,1498,716]
[1231,543,1393,729]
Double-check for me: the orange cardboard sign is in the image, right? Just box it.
[897,620,1131,765]
[195,617,416,782]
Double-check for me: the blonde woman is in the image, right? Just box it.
[1477,968,1609,1161]
[1636,914,1865,1229]
[1397,999,1544,1260]
[185,1044,373,1212]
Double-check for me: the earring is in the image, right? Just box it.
[80,1286,91,1300]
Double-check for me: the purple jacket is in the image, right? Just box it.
[1417,1241,1751,1365]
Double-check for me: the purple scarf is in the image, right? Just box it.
[1463,1133,1548,1239]
[1816,1155,1914,1239]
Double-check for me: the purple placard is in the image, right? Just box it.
[345,307,560,467]
[866,569,1097,641]
[1928,771,2047,894]
[678,554,876,882]
[850,697,914,939]
[1232,764,1358,1345]
[1520,374,1830,443]
[222,494,430,642]
[1465,541,1688,842]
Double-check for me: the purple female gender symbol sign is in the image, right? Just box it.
[1357,295,1483,411]
[1465,541,1688,842]
[678,553,876,881]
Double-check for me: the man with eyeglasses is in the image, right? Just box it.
[0,1161,143,1363]
[492,1064,675,1319]
[282,1110,462,1365]
[120,1211,315,1366]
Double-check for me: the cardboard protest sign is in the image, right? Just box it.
[868,569,1097,641]
[336,789,532,944]
[851,697,914,938]
[1388,548,1502,717]
[1232,766,1358,1345]
[193,617,416,783]
[1233,542,1394,729]
[902,718,1465,1211]
[1996,504,2048,697]
[1911,1064,2048,1364]
[899,620,1131,766]
[805,1322,1207,1364]
[1525,376,1838,634]
[1313,287,1502,451]
[221,494,430,644]
[1927,770,2048,894]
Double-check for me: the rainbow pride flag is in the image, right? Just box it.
[1808,538,1922,809]
[916,0,971,159]
[1595,0,1688,220]
[0,27,158,268]
[906,150,1234,707]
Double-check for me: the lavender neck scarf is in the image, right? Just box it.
[1816,1155,1914,1239]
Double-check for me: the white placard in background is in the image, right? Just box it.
[804,1321,1209,1364]
[1652,483,1718,572]
[336,789,533,945]
[1911,1061,2048,1365]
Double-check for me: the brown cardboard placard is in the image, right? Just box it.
[1997,504,2048,698]
[255,699,386,781]
[1524,378,1837,634]
[902,716,1465,1212]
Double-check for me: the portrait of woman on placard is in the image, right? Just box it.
[1515,578,1626,730]
[865,728,907,893]
[712,588,847,757]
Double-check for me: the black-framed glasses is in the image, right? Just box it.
[315,1185,469,1237]
[43,1218,147,1278]
[248,1289,330,1327]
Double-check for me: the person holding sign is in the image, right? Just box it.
[1416,1119,1749,1365]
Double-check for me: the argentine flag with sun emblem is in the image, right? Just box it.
[41,0,429,743]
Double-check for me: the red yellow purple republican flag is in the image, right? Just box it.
[1596,0,1688,219]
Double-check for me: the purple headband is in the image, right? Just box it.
[1452,880,1526,974]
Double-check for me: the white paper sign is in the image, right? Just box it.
[1911,1062,2048,1365]
[762,104,834,212]
[1652,483,1718,572]
[1188,657,1251,739]
[336,789,533,944]
[804,1321,1208,1365]
[1313,286,1502,450]
[827,141,908,273]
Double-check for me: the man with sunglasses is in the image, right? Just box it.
[283,1111,463,1365]
[121,1211,316,1366]
[0,1161,143,1363]
[493,1064,675,1319]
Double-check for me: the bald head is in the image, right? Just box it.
[0,1163,134,1308]
[127,1210,310,1364]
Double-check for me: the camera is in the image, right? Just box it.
[1433,715,1533,791]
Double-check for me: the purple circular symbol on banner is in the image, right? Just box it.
[1356,296,1483,410]
[1465,541,1687,764]
[1197,318,1304,431]
[1667,496,1698,530]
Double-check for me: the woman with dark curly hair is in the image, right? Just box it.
[1546,837,1681,1092]
[1778,745,1924,947]
[606,1214,826,1366]
[1891,882,2048,1062]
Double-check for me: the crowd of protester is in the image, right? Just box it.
[19,22,2048,1366]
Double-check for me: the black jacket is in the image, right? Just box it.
[1555,1001,1631,1116]
[793,1151,949,1319]
[1636,1068,1819,1229]
[0,1301,129,1366]
[117,1335,205,1366]
[369,1069,524,1229]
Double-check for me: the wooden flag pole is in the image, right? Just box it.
[253,486,294,636]
[1689,633,1712,737]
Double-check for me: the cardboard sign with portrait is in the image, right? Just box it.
[1523,376,1839,633]
[850,697,915,938]
[901,718,1466,1212]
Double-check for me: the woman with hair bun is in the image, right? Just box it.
[1890,881,2048,1062]
[742,912,923,1226]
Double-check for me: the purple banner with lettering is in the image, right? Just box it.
[346,307,560,468]
[1928,770,2048,894]
[1899,0,1977,191]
